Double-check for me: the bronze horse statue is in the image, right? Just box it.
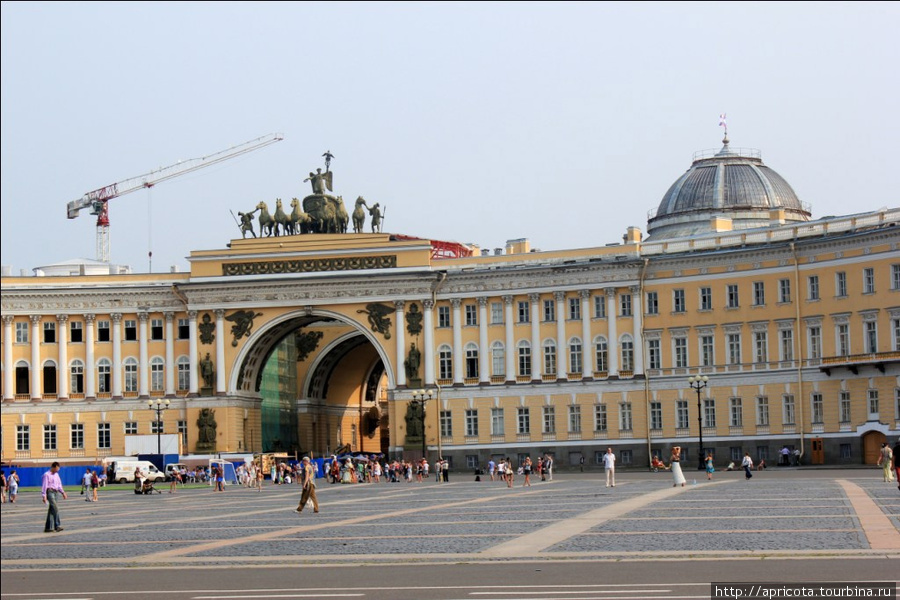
[352,197,367,234]
[289,198,312,235]
[256,201,277,237]
[273,199,290,237]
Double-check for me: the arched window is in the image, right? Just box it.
[97,358,111,393]
[438,345,453,380]
[70,359,85,394]
[491,341,505,377]
[123,357,138,393]
[177,356,190,391]
[42,360,58,395]
[620,334,634,372]
[15,360,30,395]
[593,336,608,373]
[542,340,557,376]
[150,357,165,393]
[464,343,479,379]
[569,337,583,375]
[517,340,531,377]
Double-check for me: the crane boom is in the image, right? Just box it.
[66,133,284,262]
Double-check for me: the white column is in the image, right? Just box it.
[478,297,490,384]
[394,301,406,387]
[580,290,592,379]
[554,291,567,380]
[606,289,618,376]
[188,311,199,396]
[111,313,123,398]
[529,293,541,381]
[138,312,149,398]
[451,299,463,385]
[3,316,14,400]
[215,309,226,395]
[503,296,515,383]
[631,285,644,375]
[164,313,175,396]
[30,315,41,400]
[423,300,435,386]
[84,314,96,399]
[57,315,69,400]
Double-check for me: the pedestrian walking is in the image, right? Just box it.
[545,454,554,481]
[0,470,7,504]
[602,447,616,487]
[522,456,532,486]
[8,470,19,503]
[41,462,67,532]
[294,456,319,514]
[90,469,100,502]
[670,446,686,487]
[876,443,894,483]
[705,453,715,480]
[81,468,93,502]
[741,452,754,479]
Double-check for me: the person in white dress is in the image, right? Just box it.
[602,448,616,487]
[670,446,686,487]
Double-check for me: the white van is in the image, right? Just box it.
[112,460,165,483]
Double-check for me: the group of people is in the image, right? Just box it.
[485,454,554,488]
[80,468,100,502]
[0,469,20,503]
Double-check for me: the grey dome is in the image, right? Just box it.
[646,137,810,240]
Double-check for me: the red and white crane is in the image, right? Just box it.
[67,133,283,263]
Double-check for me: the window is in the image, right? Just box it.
[490,302,503,324]
[124,319,137,341]
[491,342,505,377]
[753,282,765,306]
[835,272,847,297]
[70,423,84,449]
[728,333,742,365]
[464,304,477,326]
[646,291,658,315]
[465,343,479,378]
[673,289,685,313]
[43,424,57,451]
[893,317,900,352]
[700,287,712,311]
[543,299,555,322]
[783,394,795,424]
[647,339,661,369]
[124,357,138,393]
[868,389,879,416]
[863,267,875,294]
[779,278,791,303]
[650,401,662,430]
[864,321,877,353]
[569,338,583,375]
[150,357,164,392]
[620,293,632,317]
[840,444,852,460]
[440,411,452,438]
[178,420,188,447]
[619,402,633,431]
[151,318,164,340]
[568,297,581,320]
[70,359,84,394]
[808,326,822,359]
[438,346,453,380]
[594,336,608,372]
[729,397,743,427]
[811,392,823,423]
[97,423,111,449]
[98,319,111,342]
[542,341,557,376]
[15,361,29,396]
[16,425,30,451]
[517,341,531,377]
[754,331,768,364]
[840,391,851,423]
[756,396,769,427]
[15,321,29,343]
[517,407,530,434]
[594,404,607,432]
[98,358,111,393]
[177,357,190,391]
[676,401,689,429]
[568,405,582,433]
[730,447,742,463]
[703,399,716,427]
[465,410,478,437]
[517,301,530,324]
[124,422,138,435]
[466,455,480,469]
[808,275,820,301]
[151,420,163,434]
[780,329,794,362]
[893,264,900,290]
[594,296,606,319]
[437,306,451,328]
[542,406,556,434]
[837,324,850,356]
[620,336,634,371]
[70,321,83,343]
[42,361,57,395]
[700,335,714,367]
[491,408,504,435]
[177,318,190,339]
[674,337,688,368]
[619,449,633,466]
[727,284,739,308]
[43,322,56,343]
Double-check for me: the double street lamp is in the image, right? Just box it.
[687,375,709,471]
[411,389,434,460]
[147,398,171,454]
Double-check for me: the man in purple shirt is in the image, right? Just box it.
[41,461,68,532]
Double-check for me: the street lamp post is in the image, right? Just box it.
[147,398,171,454]
[411,389,434,461]
[687,375,709,471]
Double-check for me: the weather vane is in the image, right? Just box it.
[718,113,728,136]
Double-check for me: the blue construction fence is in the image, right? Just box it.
[2,465,104,488]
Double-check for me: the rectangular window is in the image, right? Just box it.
[840,391,851,423]
[70,321,83,343]
[466,455,479,469]
[124,319,137,341]
[437,306,451,328]
[177,361,190,391]
[619,402,633,430]
[837,324,850,356]
[620,294,632,317]
[517,301,530,324]
[178,420,187,447]
[517,407,530,434]
[594,296,606,319]
[440,410,452,438]
[70,361,84,394]
[151,420,164,434]
[43,424,57,451]
[674,337,688,368]
[438,348,453,380]
[124,421,138,435]
[783,394,795,424]
[594,404,607,432]
[543,344,557,376]
[15,321,29,343]
[151,318,164,340]
[703,399,716,428]
[491,408,504,436]
[97,423,111,449]
[465,409,478,437]
[16,424,30,451]
[568,405,582,433]
[43,322,56,344]
[518,345,531,377]
[701,335,714,367]
[619,449,633,466]
[840,444,852,460]
[728,333,742,365]
[754,331,768,363]
[492,344,505,377]
[97,320,111,342]
[568,297,580,320]
[542,406,556,434]
[893,318,900,352]
[543,299,555,322]
[868,389,879,416]
[177,318,190,340]
[756,396,769,426]
[646,291,658,315]
[835,272,847,297]
[125,361,138,393]
[779,278,791,303]
[70,423,84,449]
[150,360,164,392]
[808,275,820,301]
[676,400,689,429]
[569,340,582,375]
[808,326,822,359]
[650,402,662,430]
[753,281,765,306]
[729,397,743,427]
[464,304,477,326]
[863,267,875,294]
[811,392,823,423]
[673,289,685,313]
[864,321,877,353]
[490,302,503,324]
[727,284,739,308]
[700,287,712,311]
[647,339,661,369]
[464,346,479,377]
[892,264,900,290]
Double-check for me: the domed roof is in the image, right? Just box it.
[646,136,810,240]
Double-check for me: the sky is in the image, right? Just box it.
[2,2,898,275]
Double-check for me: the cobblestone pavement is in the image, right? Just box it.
[1,470,897,570]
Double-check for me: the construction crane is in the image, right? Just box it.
[67,133,284,263]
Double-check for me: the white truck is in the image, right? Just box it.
[111,460,166,484]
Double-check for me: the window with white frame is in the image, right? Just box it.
[438,346,453,380]
[43,322,56,344]
[569,338,582,375]
[650,402,662,430]
[808,275,820,300]
[727,284,740,308]
[517,301,530,323]
[864,321,877,353]
[543,299,555,322]
[620,335,634,371]
[98,358,111,393]
[892,264,900,290]
[490,302,503,324]
[701,335,714,367]
[783,394,795,424]
[568,405,582,433]
[808,326,822,359]
[620,293,632,317]
[465,409,478,437]
[646,291,658,315]
[491,342,505,377]
[440,411,452,437]
[124,357,138,393]
[568,297,580,320]
[647,338,661,369]
[70,320,83,343]
[465,343,479,379]
[517,341,531,377]
[837,323,850,356]
[151,318,164,340]
[619,402,633,430]
[863,267,875,294]
[728,333,742,364]
[729,397,743,427]
[676,400,689,429]
[811,393,823,423]
[97,423,111,449]
[150,357,164,392]
[893,317,900,351]
[594,404,608,432]
[779,278,791,303]
[673,289,685,313]
[542,340,557,376]
[70,423,84,449]
[594,295,606,319]
[178,420,187,447]
[437,306,451,328]
[491,408,504,435]
[177,318,190,339]
[177,357,190,391]
[674,337,688,368]
[700,287,712,311]
[124,421,138,435]
[703,399,716,427]
[594,336,608,372]
[542,406,556,434]
[840,391,851,423]
[43,424,57,450]
[835,272,847,297]
[780,329,794,361]
[15,321,29,343]
[868,389,879,416]
[753,281,765,306]
[464,304,477,326]
[151,420,164,434]
[70,359,84,394]
[124,319,137,341]
[756,396,769,426]
[517,407,530,434]
[16,425,30,451]
[97,319,111,342]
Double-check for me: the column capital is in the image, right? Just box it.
[214,309,226,319]
[450,298,462,309]
[528,293,540,303]
[30,314,42,325]
[187,310,198,320]
[110,312,123,323]
[394,300,406,311]
[629,285,641,294]
[554,291,566,302]
[3,315,15,326]
[164,312,175,322]
[477,296,488,307]
[138,312,149,322]
[502,295,514,305]
[580,289,591,299]
[84,313,96,323]
[423,299,434,310]
[605,288,617,297]
[56,314,69,323]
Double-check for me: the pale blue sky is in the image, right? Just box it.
[2,1,897,273]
